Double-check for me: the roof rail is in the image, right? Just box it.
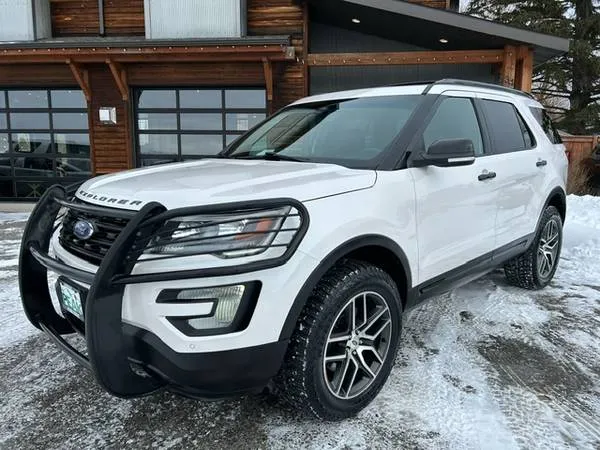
[433,78,535,99]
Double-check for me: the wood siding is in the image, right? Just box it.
[248,0,305,110]
[128,62,265,86]
[50,0,144,36]
[104,0,145,36]
[0,64,75,86]
[407,0,449,8]
[87,65,132,173]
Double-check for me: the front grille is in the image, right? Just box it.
[59,202,130,266]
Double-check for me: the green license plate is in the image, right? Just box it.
[58,280,84,321]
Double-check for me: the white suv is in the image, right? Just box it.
[19,79,568,420]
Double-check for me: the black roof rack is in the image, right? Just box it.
[433,79,535,99]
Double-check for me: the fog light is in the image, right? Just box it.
[176,285,245,330]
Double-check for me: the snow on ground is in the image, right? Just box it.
[1,196,600,449]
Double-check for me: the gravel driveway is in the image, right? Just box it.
[1,196,600,450]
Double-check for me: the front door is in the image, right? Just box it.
[410,94,497,284]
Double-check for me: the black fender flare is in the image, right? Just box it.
[278,234,412,340]
[540,186,567,225]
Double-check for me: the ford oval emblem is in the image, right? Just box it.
[73,220,96,241]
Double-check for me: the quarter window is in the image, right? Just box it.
[481,100,535,154]
[530,107,563,144]
[422,97,484,156]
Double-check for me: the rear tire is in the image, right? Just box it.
[277,260,402,420]
[504,206,563,290]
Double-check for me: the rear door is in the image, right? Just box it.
[410,93,497,284]
[476,95,544,251]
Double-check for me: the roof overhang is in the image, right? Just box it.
[310,0,570,65]
[0,36,295,64]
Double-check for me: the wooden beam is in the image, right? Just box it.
[500,45,517,88]
[302,0,310,97]
[515,46,534,93]
[106,59,129,101]
[66,59,91,102]
[262,57,274,114]
[0,44,295,64]
[307,49,504,66]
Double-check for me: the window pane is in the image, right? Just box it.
[0,92,5,108]
[139,134,178,155]
[11,133,52,154]
[51,90,86,108]
[15,181,52,199]
[53,112,88,130]
[54,134,90,156]
[13,157,54,177]
[423,98,484,156]
[141,158,177,167]
[226,134,241,146]
[225,90,266,109]
[180,113,222,131]
[8,91,48,108]
[0,180,14,197]
[0,158,11,177]
[481,100,526,153]
[0,134,8,153]
[181,135,223,155]
[137,113,177,131]
[138,90,176,109]
[0,113,6,129]
[56,158,91,177]
[179,90,222,108]
[226,113,266,131]
[10,113,49,130]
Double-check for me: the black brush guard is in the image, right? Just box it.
[18,185,308,398]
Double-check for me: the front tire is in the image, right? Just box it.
[277,260,402,420]
[504,205,563,290]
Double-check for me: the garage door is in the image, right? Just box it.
[0,89,91,200]
[134,88,267,167]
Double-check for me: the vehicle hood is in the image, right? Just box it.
[76,159,376,210]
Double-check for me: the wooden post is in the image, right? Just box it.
[262,57,274,115]
[500,45,517,88]
[515,46,534,92]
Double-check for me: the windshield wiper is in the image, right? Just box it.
[231,152,308,163]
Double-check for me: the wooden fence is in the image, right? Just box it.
[563,135,599,162]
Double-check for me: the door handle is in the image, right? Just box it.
[536,160,548,167]
[478,171,497,181]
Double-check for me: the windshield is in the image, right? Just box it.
[223,95,423,168]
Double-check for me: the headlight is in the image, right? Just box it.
[144,206,300,259]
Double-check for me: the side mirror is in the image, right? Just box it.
[411,138,476,168]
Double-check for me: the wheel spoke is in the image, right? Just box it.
[351,297,357,332]
[360,306,388,334]
[363,345,384,364]
[345,357,360,398]
[325,353,347,363]
[363,293,368,328]
[335,356,352,395]
[328,334,351,344]
[363,318,391,340]
[356,349,376,378]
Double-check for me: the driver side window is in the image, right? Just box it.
[423,97,484,156]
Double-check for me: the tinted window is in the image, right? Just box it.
[422,97,484,156]
[530,107,563,144]
[481,100,534,153]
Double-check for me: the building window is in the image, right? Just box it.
[135,88,267,167]
[0,89,90,200]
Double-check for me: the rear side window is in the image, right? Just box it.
[481,100,535,154]
[530,107,563,144]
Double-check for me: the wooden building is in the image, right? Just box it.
[0,0,569,200]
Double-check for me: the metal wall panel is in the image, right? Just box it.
[309,22,498,95]
[0,0,34,41]
[145,0,242,39]
[33,0,52,39]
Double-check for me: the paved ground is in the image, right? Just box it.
[1,196,600,449]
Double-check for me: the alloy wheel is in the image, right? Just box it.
[322,291,393,399]
[537,218,560,279]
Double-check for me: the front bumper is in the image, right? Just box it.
[18,185,308,398]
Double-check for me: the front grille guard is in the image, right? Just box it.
[18,184,309,398]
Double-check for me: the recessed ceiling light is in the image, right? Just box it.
[439,38,449,44]
[352,18,361,24]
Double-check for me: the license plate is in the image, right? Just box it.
[58,279,85,321]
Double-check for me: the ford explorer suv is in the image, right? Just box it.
[19,79,568,420]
